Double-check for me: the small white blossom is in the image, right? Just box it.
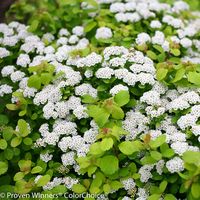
[95,27,113,40]
[150,20,162,29]
[166,157,184,173]
[72,26,84,36]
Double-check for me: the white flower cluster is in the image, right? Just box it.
[75,83,97,98]
[135,188,149,200]
[166,157,184,173]
[123,111,149,140]
[1,65,15,77]
[136,33,151,45]
[43,177,78,190]
[0,47,10,58]
[145,106,165,118]
[140,91,161,106]
[109,84,128,96]
[103,0,199,53]
[95,47,156,87]
[40,153,53,163]
[95,27,113,40]
[0,22,90,67]
[0,84,12,97]
[16,54,31,67]
[1,18,200,198]
[105,0,189,28]
[121,178,136,191]
[156,160,165,175]
[75,52,102,68]
[138,164,154,183]
[33,85,63,106]
[61,151,76,166]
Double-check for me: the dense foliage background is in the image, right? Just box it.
[0,0,200,200]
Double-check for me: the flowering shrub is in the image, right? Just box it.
[7,0,200,87]
[0,0,200,200]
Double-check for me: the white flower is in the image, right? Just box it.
[61,152,76,166]
[75,83,97,98]
[191,125,200,136]
[83,129,98,144]
[62,177,78,189]
[56,37,68,46]
[138,164,154,183]
[125,2,136,12]
[166,157,184,173]
[58,28,70,36]
[70,135,85,151]
[181,91,200,104]
[42,33,55,42]
[43,102,58,119]
[53,121,77,136]
[72,26,84,36]
[103,46,128,60]
[16,54,31,67]
[180,38,192,48]
[162,15,183,28]
[122,197,132,200]
[2,36,18,46]
[136,188,148,200]
[136,33,151,45]
[84,70,93,78]
[121,178,135,191]
[68,35,79,44]
[109,57,126,67]
[130,63,155,75]
[167,99,190,111]
[0,47,10,58]
[44,46,55,54]
[40,153,53,163]
[76,52,102,68]
[123,111,149,140]
[137,73,155,85]
[162,40,170,52]
[171,36,180,44]
[109,84,128,96]
[171,142,189,155]
[23,87,37,98]
[95,67,114,79]
[172,1,189,13]
[168,132,186,143]
[146,106,165,118]
[140,91,161,106]
[67,96,82,110]
[152,31,165,45]
[110,3,125,13]
[10,71,25,83]
[156,160,165,175]
[58,137,72,152]
[43,177,64,190]
[0,84,12,97]
[76,38,89,49]
[123,72,137,86]
[1,65,15,77]
[0,24,14,36]
[95,27,113,40]
[177,114,197,130]
[148,130,162,140]
[150,20,162,29]
[191,105,200,117]
[55,101,70,118]
[73,105,89,119]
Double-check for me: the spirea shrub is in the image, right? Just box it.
[0,0,200,200]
